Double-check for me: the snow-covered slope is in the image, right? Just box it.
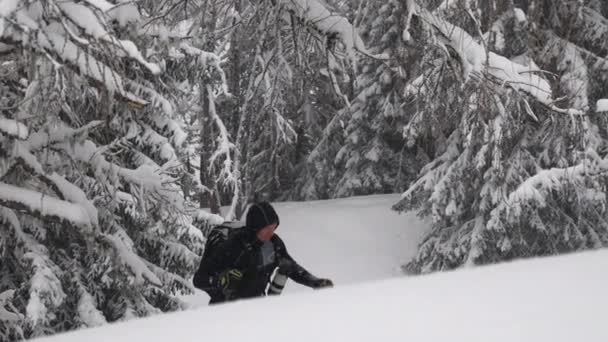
[187,194,431,306]
[38,249,608,342]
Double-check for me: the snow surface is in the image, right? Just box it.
[37,246,608,341]
[597,99,608,112]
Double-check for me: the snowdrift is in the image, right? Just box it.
[38,249,608,342]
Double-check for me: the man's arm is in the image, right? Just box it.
[273,235,333,288]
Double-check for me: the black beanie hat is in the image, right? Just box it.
[246,201,280,231]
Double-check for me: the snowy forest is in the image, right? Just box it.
[1,0,608,340]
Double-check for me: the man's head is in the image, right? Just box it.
[246,201,279,242]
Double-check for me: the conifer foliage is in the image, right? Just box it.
[391,0,608,273]
[0,1,215,339]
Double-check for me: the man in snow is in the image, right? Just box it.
[193,201,333,304]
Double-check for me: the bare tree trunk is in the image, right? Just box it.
[199,0,221,214]
[229,0,243,137]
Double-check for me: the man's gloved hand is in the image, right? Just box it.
[216,269,243,295]
[312,278,333,289]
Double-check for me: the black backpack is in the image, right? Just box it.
[201,221,246,261]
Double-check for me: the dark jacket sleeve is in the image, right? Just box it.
[273,235,321,287]
[193,236,243,294]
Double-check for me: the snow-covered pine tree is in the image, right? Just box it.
[392,0,608,273]
[241,0,351,202]
[0,1,222,339]
[168,0,366,210]
[294,0,425,200]
[135,0,235,217]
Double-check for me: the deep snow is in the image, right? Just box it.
[38,249,608,342]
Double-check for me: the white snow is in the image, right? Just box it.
[77,288,107,327]
[513,8,527,23]
[0,181,94,228]
[53,1,160,74]
[0,290,22,322]
[107,1,140,26]
[25,252,67,325]
[0,116,28,139]
[27,121,103,150]
[278,0,367,60]
[83,0,114,12]
[37,246,608,342]
[597,99,608,112]
[47,173,99,226]
[57,1,109,40]
[194,209,224,226]
[12,143,98,227]
[36,27,126,96]
[416,7,583,115]
[104,234,162,287]
[0,0,20,17]
[64,139,165,194]
[179,43,228,94]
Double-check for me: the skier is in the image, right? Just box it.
[193,201,333,304]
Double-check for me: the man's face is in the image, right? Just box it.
[256,223,278,242]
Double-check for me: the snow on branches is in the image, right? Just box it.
[0,0,160,106]
[0,116,28,139]
[278,0,368,61]
[394,0,608,274]
[0,1,211,338]
[406,4,585,115]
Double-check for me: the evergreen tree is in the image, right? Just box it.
[391,0,608,273]
[294,0,427,200]
[0,1,222,339]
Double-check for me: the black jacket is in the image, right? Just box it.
[193,229,321,303]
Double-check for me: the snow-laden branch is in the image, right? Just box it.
[413,5,584,115]
[103,234,162,287]
[75,280,107,327]
[147,114,188,148]
[392,139,461,212]
[179,43,229,95]
[0,290,22,323]
[24,251,67,325]
[126,81,174,116]
[126,122,178,163]
[143,260,196,294]
[487,150,608,233]
[0,182,95,228]
[36,28,147,105]
[27,120,103,150]
[598,99,608,112]
[55,1,160,74]
[1,1,158,107]
[83,0,114,12]
[12,142,99,226]
[0,206,68,325]
[59,139,166,194]
[207,84,237,189]
[194,209,225,226]
[278,0,370,61]
[0,116,28,139]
